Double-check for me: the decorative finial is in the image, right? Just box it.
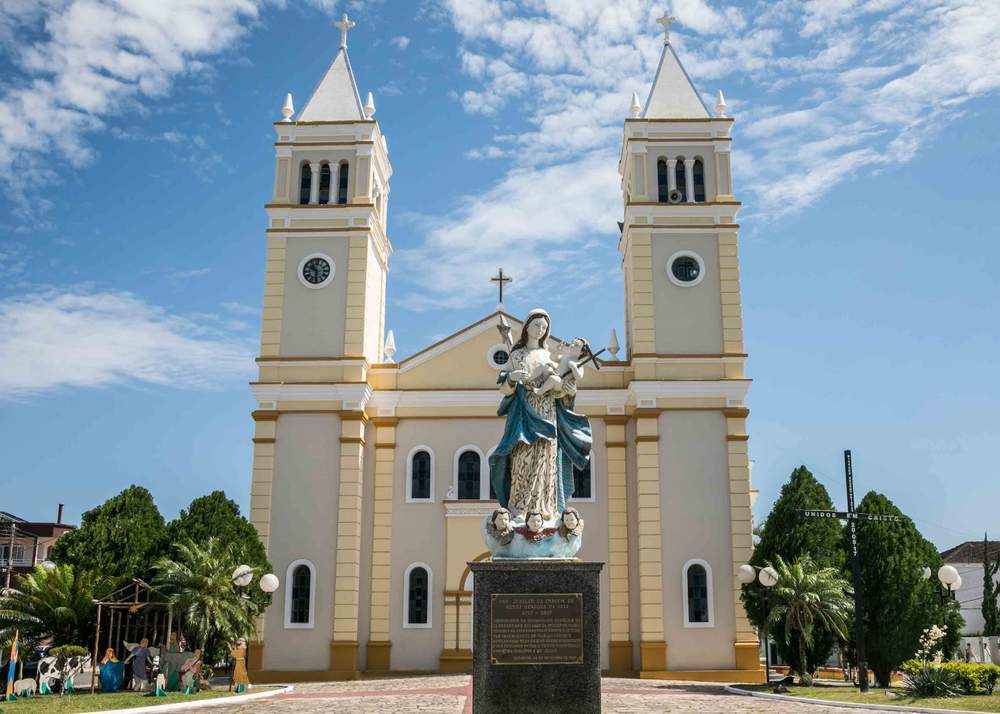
[384,329,396,362]
[715,90,727,117]
[281,93,294,122]
[607,328,620,359]
[657,11,677,44]
[334,13,356,49]
[363,91,376,118]
[629,91,642,119]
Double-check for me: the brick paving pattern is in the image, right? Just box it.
[194,675,906,713]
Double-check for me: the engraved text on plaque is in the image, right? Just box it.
[490,593,583,665]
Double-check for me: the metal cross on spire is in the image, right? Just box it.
[334,13,356,49]
[491,268,512,308]
[657,11,677,43]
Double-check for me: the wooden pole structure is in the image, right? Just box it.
[91,602,102,694]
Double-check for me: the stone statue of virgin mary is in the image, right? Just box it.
[488,309,592,524]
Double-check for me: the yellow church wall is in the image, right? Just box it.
[651,233,724,355]
[279,237,350,357]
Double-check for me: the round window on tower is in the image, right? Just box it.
[487,344,511,370]
[666,251,706,287]
[298,253,335,289]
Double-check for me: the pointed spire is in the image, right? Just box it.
[384,330,397,362]
[281,93,295,122]
[298,19,366,122]
[629,92,642,118]
[641,36,711,119]
[715,90,728,117]
[364,91,376,118]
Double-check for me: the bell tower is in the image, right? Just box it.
[247,14,391,681]
[260,13,391,367]
[616,13,757,677]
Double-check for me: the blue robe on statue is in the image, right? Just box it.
[100,661,124,693]
[488,378,592,514]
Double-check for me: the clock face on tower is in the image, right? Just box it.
[298,254,335,288]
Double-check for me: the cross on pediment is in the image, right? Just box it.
[491,268,512,307]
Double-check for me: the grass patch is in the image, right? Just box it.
[0,689,240,712]
[740,684,1000,712]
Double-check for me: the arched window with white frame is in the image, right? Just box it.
[674,157,687,202]
[454,447,484,500]
[407,446,435,502]
[693,157,706,202]
[318,162,332,204]
[284,559,316,628]
[682,558,714,627]
[657,157,669,202]
[403,562,432,628]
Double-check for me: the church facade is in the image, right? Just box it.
[246,17,762,683]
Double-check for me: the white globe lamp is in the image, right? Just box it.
[737,564,756,585]
[951,575,962,592]
[232,564,254,588]
[759,566,779,588]
[938,565,959,588]
[259,573,279,593]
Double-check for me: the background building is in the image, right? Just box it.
[940,540,1000,635]
[247,18,760,682]
[0,507,75,586]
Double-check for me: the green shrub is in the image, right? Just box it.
[903,664,963,697]
[48,645,89,670]
[899,661,1000,696]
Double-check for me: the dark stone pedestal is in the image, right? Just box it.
[470,560,603,714]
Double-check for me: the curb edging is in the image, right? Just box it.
[724,685,986,714]
[88,684,294,714]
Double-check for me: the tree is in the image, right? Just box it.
[51,485,167,583]
[166,491,269,575]
[154,539,264,663]
[745,466,846,672]
[762,556,853,685]
[981,534,1000,637]
[850,491,963,687]
[0,564,108,650]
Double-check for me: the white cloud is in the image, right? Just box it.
[0,289,253,398]
[0,0,266,214]
[391,35,411,50]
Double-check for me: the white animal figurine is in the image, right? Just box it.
[14,678,36,696]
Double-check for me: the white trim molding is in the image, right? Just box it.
[453,445,488,500]
[297,252,336,289]
[403,562,433,629]
[405,445,435,503]
[284,559,317,629]
[681,558,715,628]
[666,249,706,287]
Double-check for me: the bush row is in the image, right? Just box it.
[900,660,1000,695]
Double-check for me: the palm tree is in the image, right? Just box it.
[153,538,261,658]
[765,555,853,685]
[0,564,105,649]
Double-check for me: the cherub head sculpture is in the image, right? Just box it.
[559,506,584,539]
[525,510,544,533]
[486,506,515,545]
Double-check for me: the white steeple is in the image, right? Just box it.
[641,17,711,120]
[298,15,366,122]
[629,91,642,118]
[281,93,295,122]
[715,90,728,117]
[363,91,376,118]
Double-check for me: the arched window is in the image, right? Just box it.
[674,158,687,202]
[693,158,706,202]
[457,450,481,500]
[404,563,432,628]
[572,461,592,501]
[298,162,312,205]
[337,161,349,205]
[318,163,331,204]
[284,559,316,628]
[407,447,434,502]
[657,158,669,202]
[682,559,714,627]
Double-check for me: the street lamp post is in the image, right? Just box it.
[932,565,961,604]
[739,563,779,685]
[230,566,279,690]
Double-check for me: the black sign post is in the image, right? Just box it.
[797,450,903,694]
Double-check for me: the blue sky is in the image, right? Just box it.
[1,0,997,552]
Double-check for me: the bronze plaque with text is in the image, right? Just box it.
[490,592,583,665]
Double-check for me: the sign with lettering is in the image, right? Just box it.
[490,593,583,665]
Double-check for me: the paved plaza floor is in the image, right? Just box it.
[195,675,905,713]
